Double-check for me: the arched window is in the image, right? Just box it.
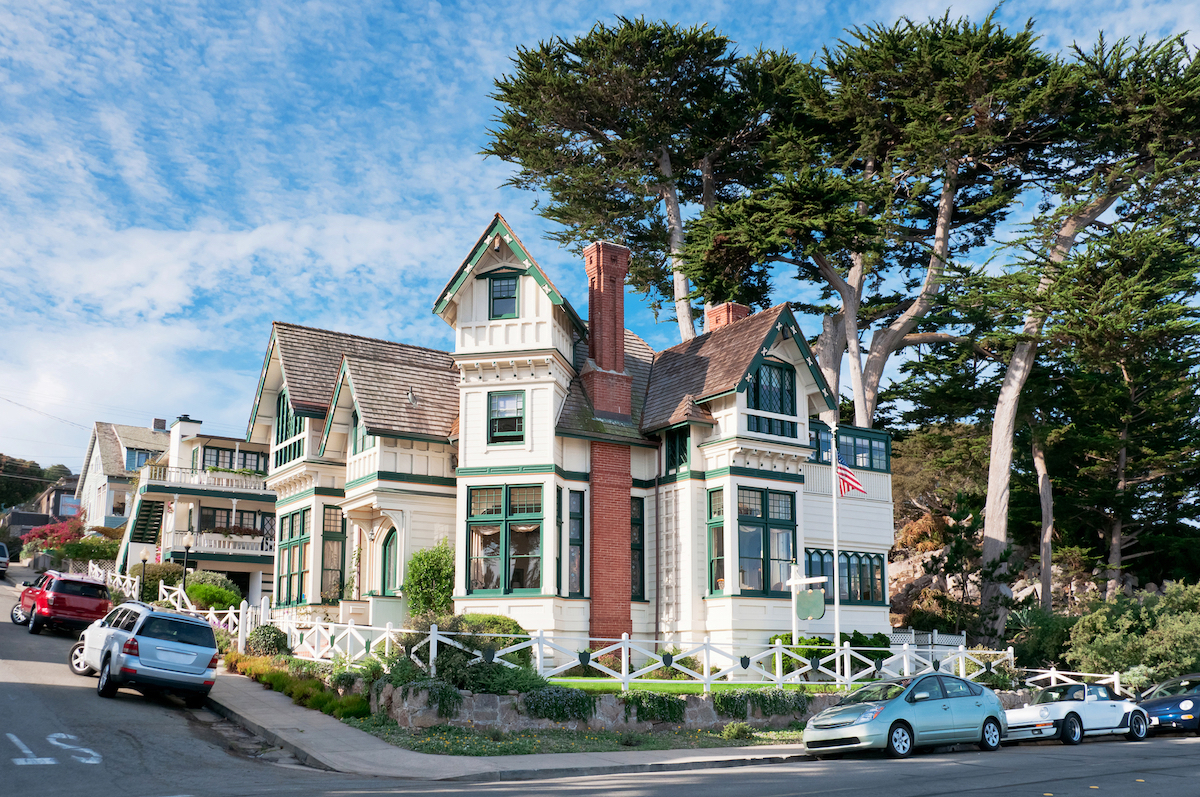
[382,529,400,595]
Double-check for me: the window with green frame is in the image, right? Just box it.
[805,548,886,604]
[350,409,375,454]
[467,485,542,594]
[708,488,725,594]
[489,276,518,319]
[631,496,645,600]
[487,391,524,444]
[747,362,795,414]
[382,529,400,595]
[665,427,689,474]
[321,506,345,603]
[736,487,795,595]
[808,422,890,472]
[566,490,584,597]
[274,390,306,468]
[276,508,311,606]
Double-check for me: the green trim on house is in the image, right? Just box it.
[246,331,277,441]
[707,466,806,485]
[697,435,737,450]
[736,306,837,412]
[275,486,345,509]
[655,469,707,486]
[344,471,457,490]
[165,552,274,565]
[554,430,657,449]
[632,478,655,490]
[457,464,555,477]
[140,484,275,503]
[557,468,590,482]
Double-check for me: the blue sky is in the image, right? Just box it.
[0,0,1195,474]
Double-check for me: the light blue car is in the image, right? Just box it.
[803,674,1008,758]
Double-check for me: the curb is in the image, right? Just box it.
[444,751,816,782]
[205,694,338,772]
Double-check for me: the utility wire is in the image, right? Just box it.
[0,396,90,430]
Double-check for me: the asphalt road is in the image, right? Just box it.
[3,562,1199,797]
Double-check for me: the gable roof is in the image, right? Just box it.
[431,213,586,335]
[318,351,459,452]
[78,422,169,490]
[640,304,835,433]
[556,329,656,447]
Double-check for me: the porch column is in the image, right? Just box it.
[249,570,263,604]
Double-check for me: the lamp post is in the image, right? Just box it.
[139,549,149,603]
[182,533,194,591]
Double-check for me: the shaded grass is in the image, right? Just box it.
[342,716,806,756]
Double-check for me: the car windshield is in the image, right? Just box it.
[838,682,908,705]
[50,580,109,599]
[0,543,8,557]
[1145,679,1200,699]
[1035,685,1086,704]
[137,617,216,648]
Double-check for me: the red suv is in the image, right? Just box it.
[10,570,111,634]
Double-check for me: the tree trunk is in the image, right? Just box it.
[979,193,1121,639]
[659,147,696,341]
[1106,365,1133,599]
[1031,432,1054,612]
[812,313,846,427]
[860,160,958,427]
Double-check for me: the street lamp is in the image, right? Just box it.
[139,548,149,603]
[182,533,194,591]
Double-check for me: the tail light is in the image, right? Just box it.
[122,637,140,657]
[207,653,219,669]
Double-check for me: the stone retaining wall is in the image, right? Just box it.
[370,685,843,733]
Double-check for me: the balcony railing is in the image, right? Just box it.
[164,529,275,555]
[142,465,270,492]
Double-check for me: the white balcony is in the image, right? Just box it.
[142,465,271,494]
[164,529,275,556]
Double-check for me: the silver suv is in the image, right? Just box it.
[0,542,9,579]
[70,601,218,708]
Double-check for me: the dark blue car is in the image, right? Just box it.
[1139,674,1200,734]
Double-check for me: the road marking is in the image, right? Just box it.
[1137,779,1145,782]
[46,733,102,764]
[6,733,57,765]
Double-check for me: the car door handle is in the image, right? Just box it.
[943,705,950,711]
[976,702,983,706]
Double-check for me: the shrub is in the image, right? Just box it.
[523,686,596,722]
[620,690,685,723]
[401,612,534,692]
[186,571,243,600]
[306,690,339,714]
[645,647,702,680]
[186,583,241,610]
[560,648,623,677]
[721,721,754,740]
[131,562,184,601]
[333,694,371,719]
[404,542,454,616]
[246,625,290,657]
[58,536,120,561]
[236,656,278,680]
[1006,606,1078,667]
[287,678,326,705]
[213,628,233,654]
[1066,582,1200,679]
[461,663,548,695]
[260,670,292,692]
[384,653,425,688]
[287,657,333,680]
[713,688,808,719]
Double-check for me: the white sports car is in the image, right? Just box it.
[1005,683,1148,744]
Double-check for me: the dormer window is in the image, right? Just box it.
[125,449,152,470]
[490,276,518,319]
[746,362,798,438]
[351,410,375,454]
[488,391,524,444]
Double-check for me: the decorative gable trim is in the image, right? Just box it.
[432,213,586,335]
[736,306,837,411]
[245,329,279,441]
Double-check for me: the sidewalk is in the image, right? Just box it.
[206,668,813,781]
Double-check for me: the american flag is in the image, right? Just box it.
[837,453,867,497]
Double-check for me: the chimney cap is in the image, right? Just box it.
[152,418,167,431]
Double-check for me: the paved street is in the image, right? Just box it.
[4,563,1200,797]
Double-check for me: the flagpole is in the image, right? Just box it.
[830,423,841,684]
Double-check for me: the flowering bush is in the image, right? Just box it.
[21,518,85,559]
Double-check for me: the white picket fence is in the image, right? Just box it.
[272,617,1015,692]
[89,561,141,598]
[1022,667,1133,698]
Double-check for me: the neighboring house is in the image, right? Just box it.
[33,476,80,518]
[246,214,894,647]
[117,415,277,604]
[76,421,170,529]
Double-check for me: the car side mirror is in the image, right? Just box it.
[21,581,30,587]
[1023,702,1030,708]
[912,691,932,702]
[1085,693,1096,702]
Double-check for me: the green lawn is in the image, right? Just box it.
[343,715,806,756]
[548,678,844,695]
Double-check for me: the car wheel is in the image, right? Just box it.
[27,611,42,635]
[886,722,914,758]
[10,603,27,625]
[1060,713,1083,745]
[183,693,208,709]
[979,717,1002,751]
[1125,712,1148,741]
[68,642,95,676]
[97,658,118,698]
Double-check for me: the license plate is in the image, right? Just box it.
[156,648,194,664]
[1150,717,1160,726]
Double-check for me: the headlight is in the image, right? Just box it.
[1180,699,1194,711]
[1039,707,1050,719]
[854,705,886,724]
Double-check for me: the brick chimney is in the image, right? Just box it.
[582,241,633,421]
[582,240,634,641]
[705,302,752,331]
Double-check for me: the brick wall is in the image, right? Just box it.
[590,440,632,639]
[583,241,632,419]
[705,302,751,331]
